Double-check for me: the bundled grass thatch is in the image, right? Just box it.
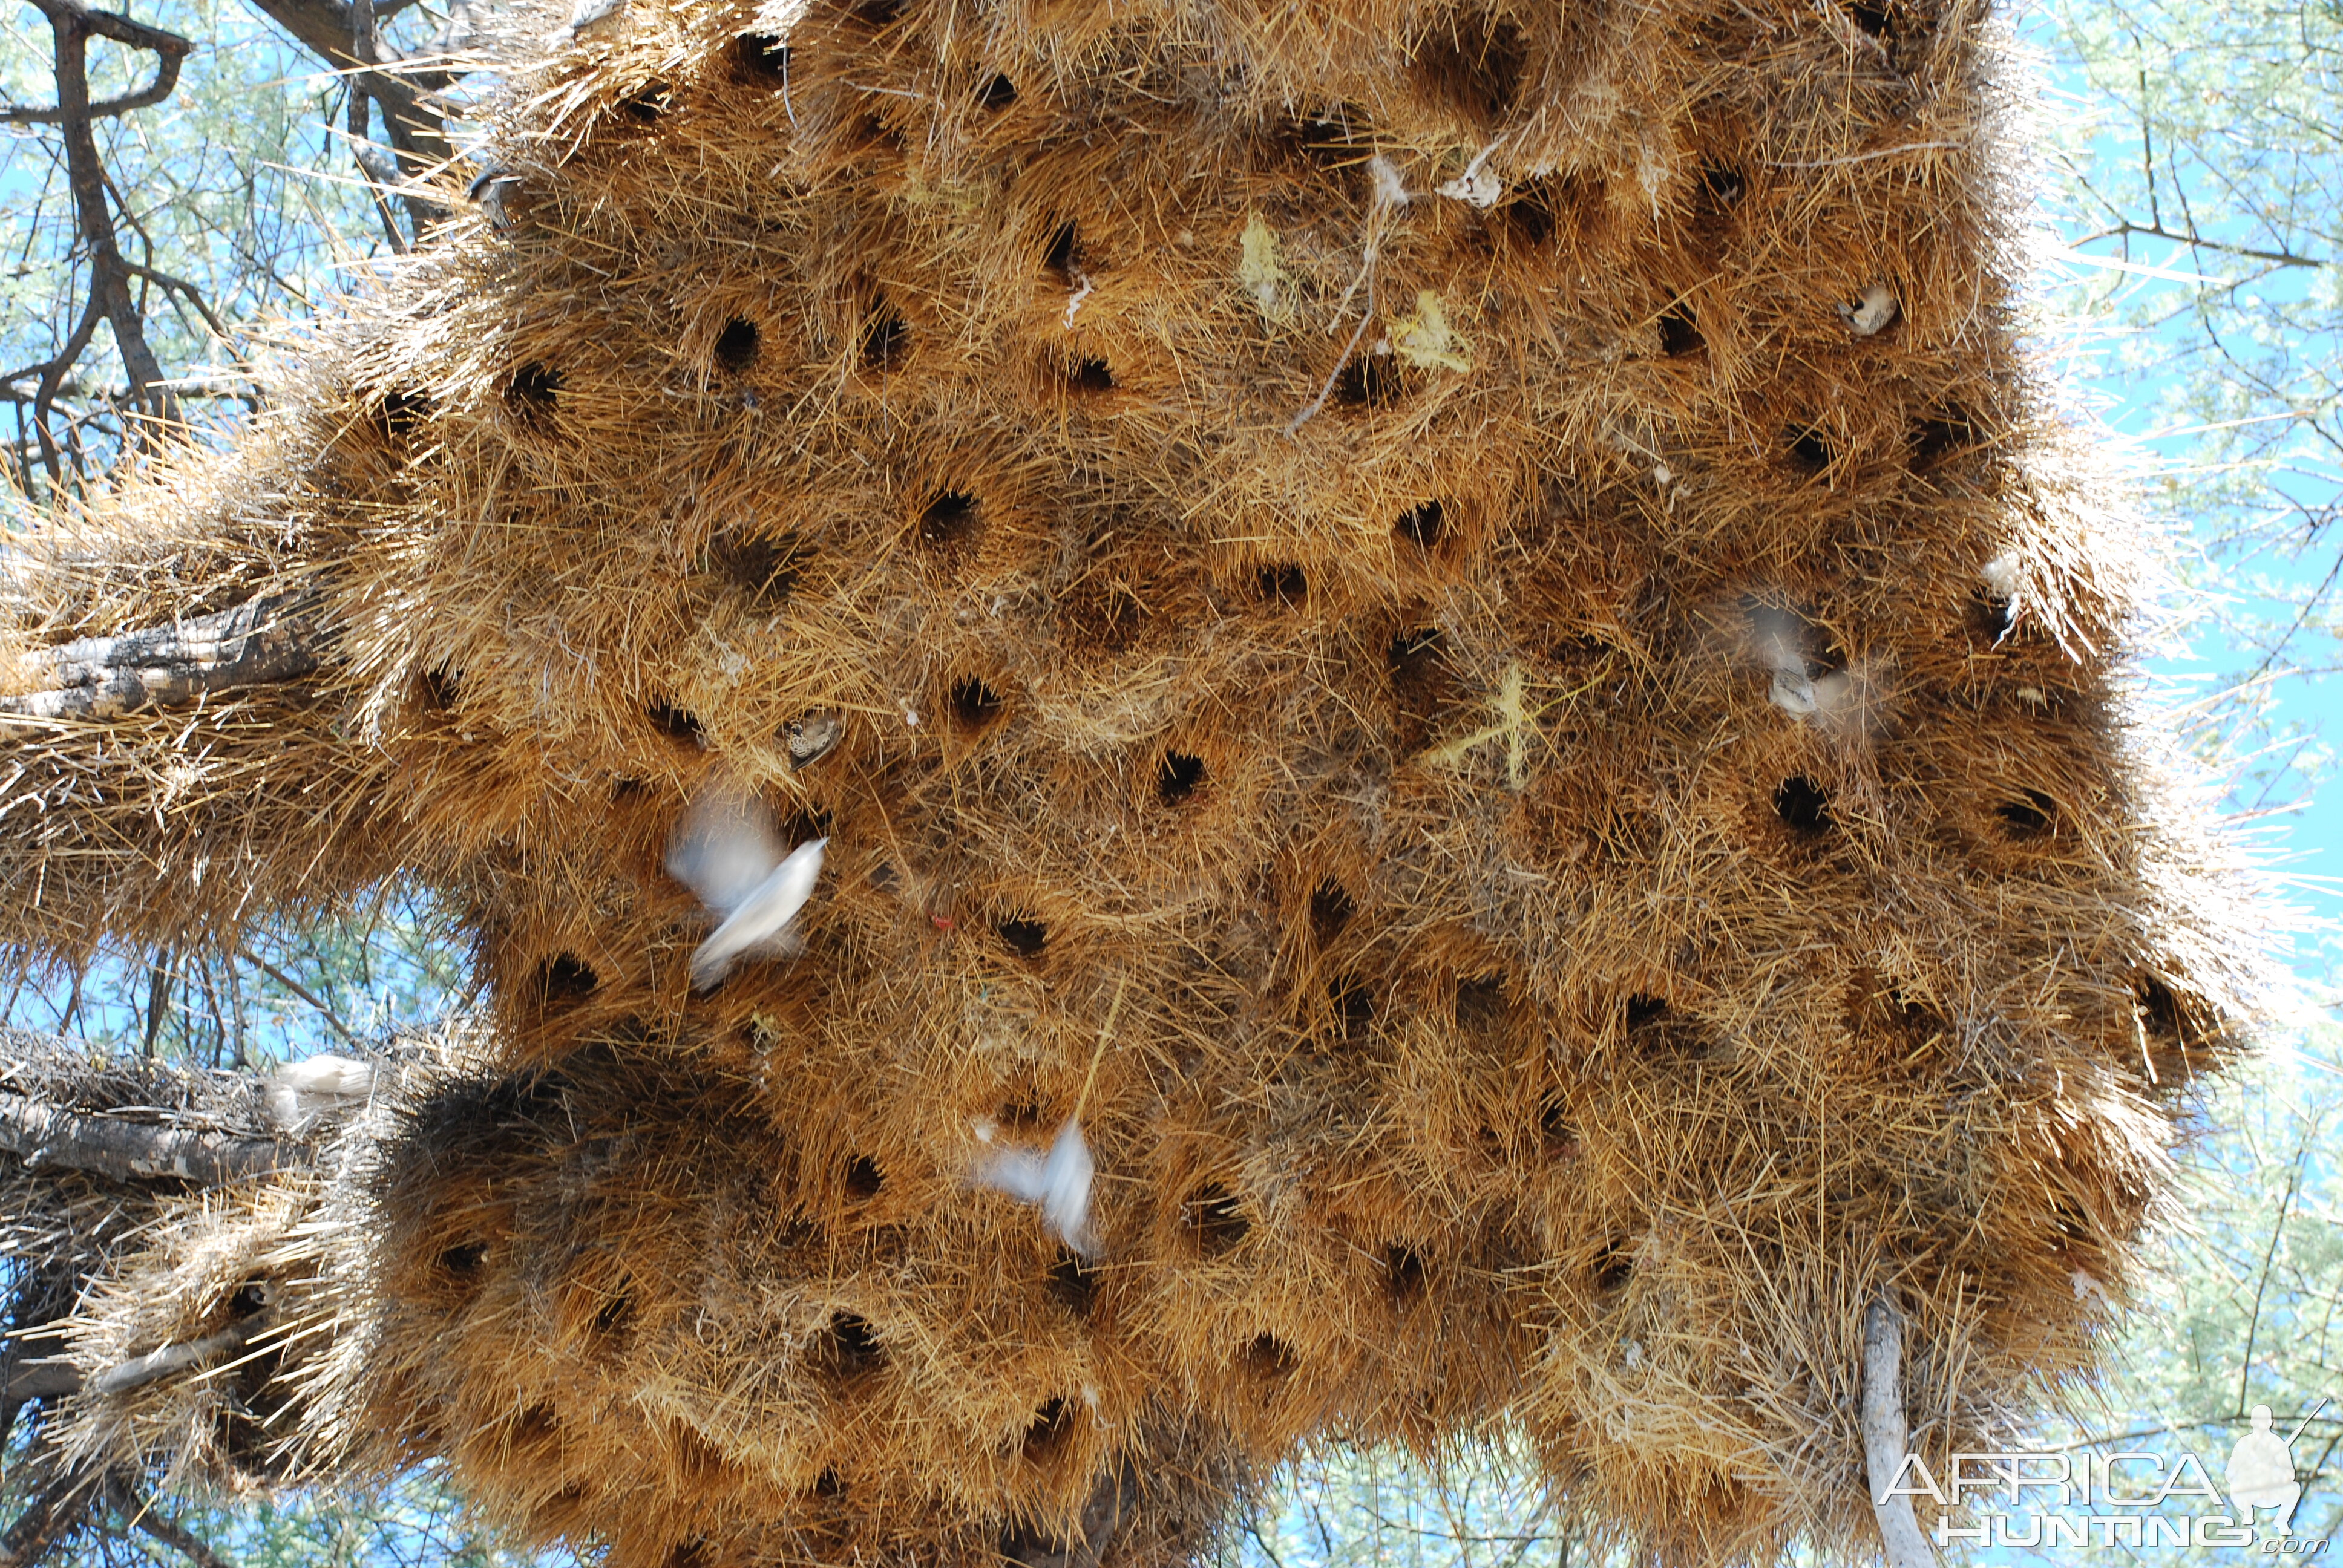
[0,0,2279,1562]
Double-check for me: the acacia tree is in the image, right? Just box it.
[0,0,460,497]
[2041,0,2342,818]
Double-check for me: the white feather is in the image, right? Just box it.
[972,1117,1099,1256]
[689,837,826,990]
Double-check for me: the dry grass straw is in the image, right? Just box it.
[0,0,2287,1561]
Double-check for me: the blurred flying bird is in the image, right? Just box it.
[264,1053,375,1133]
[1980,551,2023,639]
[666,782,827,989]
[972,1116,1099,1256]
[1750,604,1851,719]
[550,0,627,43]
[1838,284,1898,337]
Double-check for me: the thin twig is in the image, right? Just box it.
[238,949,362,1047]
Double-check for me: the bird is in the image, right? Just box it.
[465,165,523,231]
[548,0,627,44]
[1838,284,1899,337]
[971,1116,1099,1256]
[1749,605,1851,720]
[665,782,827,990]
[263,1053,375,1134]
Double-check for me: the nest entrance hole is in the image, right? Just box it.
[1913,406,1979,467]
[535,953,599,1008]
[917,491,980,549]
[621,82,672,123]
[1774,776,1832,836]
[1408,14,1527,127]
[1184,1183,1248,1255]
[1267,109,1373,171]
[1395,500,1446,550]
[845,1155,885,1199]
[1592,1242,1634,1294]
[814,1311,883,1379]
[1256,564,1306,606]
[1996,789,2057,840]
[978,73,1017,110]
[713,316,761,371]
[1388,627,1451,748]
[949,675,1003,730]
[1156,750,1207,806]
[1043,220,1081,280]
[1047,1253,1098,1316]
[1061,355,1115,394]
[1539,1099,1578,1157]
[709,529,804,607]
[1329,975,1375,1040]
[1308,878,1355,942]
[1502,185,1555,245]
[734,33,788,85]
[418,667,460,711]
[438,1241,488,1282]
[592,1287,633,1339]
[1240,1334,1297,1382]
[1844,0,1892,35]
[1021,1397,1075,1461]
[1384,1244,1427,1304]
[995,916,1048,959]
[1657,304,1703,357]
[505,362,562,417]
[647,700,706,748]
[373,387,433,442]
[1455,973,1507,1033]
[1334,354,1404,410]
[1786,425,1835,472]
[860,297,909,371]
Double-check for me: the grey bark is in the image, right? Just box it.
[0,1092,298,1184]
[1862,1295,1935,1568]
[1,595,320,727]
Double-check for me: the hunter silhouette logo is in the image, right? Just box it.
[1883,1395,2333,1553]
[2229,1405,2309,1535]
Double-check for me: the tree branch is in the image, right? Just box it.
[0,1093,300,1185]
[115,1486,231,1568]
[0,45,186,125]
[2074,220,2328,270]
[17,0,193,446]
[0,1464,102,1568]
[1862,1295,1934,1568]
[1,1356,84,1406]
[0,593,322,727]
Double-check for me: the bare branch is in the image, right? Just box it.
[117,1490,232,1568]
[1,1356,84,1405]
[91,1312,272,1397]
[0,594,322,727]
[0,1093,300,1185]
[0,1464,103,1568]
[15,0,195,445]
[2073,220,2328,270]
[1862,1295,1934,1568]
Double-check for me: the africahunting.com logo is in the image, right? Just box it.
[1880,1400,2333,1554]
